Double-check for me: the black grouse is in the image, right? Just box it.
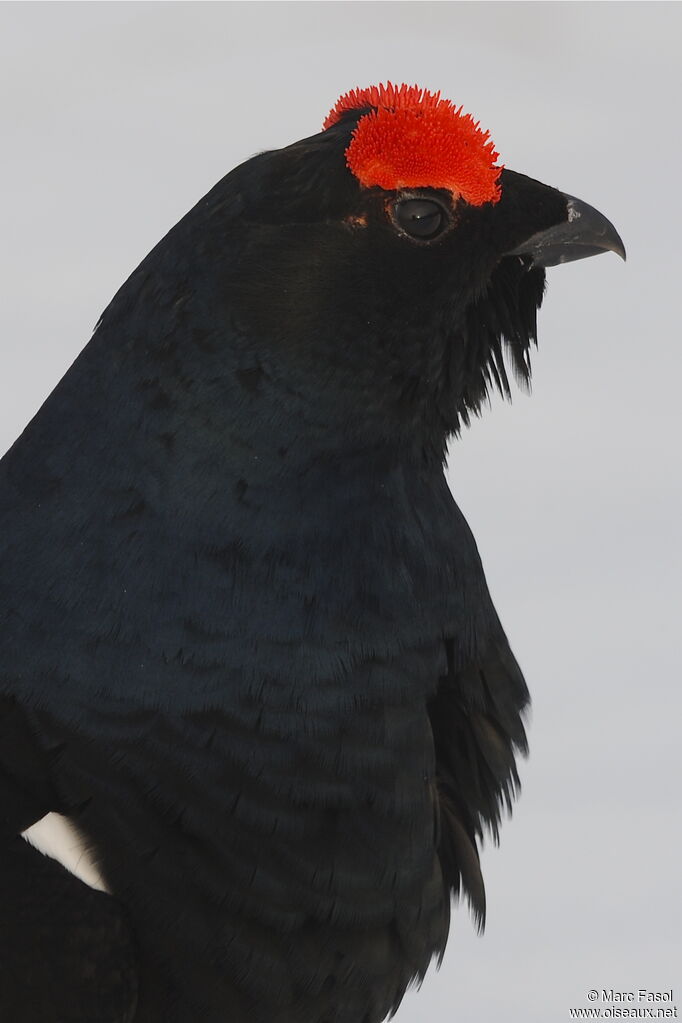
[0,83,624,1023]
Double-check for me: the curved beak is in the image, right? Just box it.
[509,193,626,268]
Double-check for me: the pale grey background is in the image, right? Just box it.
[1,2,680,1021]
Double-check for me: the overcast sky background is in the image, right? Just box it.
[1,3,680,1021]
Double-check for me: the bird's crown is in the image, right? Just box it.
[324,82,502,206]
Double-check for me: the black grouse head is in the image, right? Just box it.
[103,82,624,467]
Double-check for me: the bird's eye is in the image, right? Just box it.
[393,198,447,241]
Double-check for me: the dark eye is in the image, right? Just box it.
[393,198,447,241]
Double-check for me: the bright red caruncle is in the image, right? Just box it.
[324,82,503,206]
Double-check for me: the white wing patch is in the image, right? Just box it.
[21,812,109,893]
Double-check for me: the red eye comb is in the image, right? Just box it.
[324,83,502,206]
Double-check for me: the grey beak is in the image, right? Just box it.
[509,193,626,268]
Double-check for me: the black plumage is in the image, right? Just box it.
[0,87,623,1022]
